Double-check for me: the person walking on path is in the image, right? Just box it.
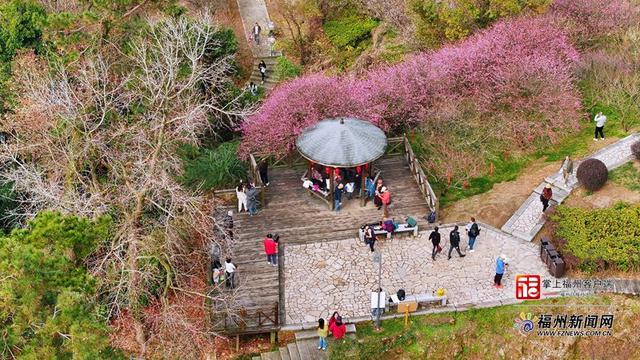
[258,160,269,186]
[317,318,329,351]
[448,226,466,260]
[493,254,509,288]
[263,234,278,267]
[225,257,237,289]
[334,183,344,212]
[430,226,442,260]
[252,22,261,44]
[364,225,376,252]
[465,217,480,252]
[235,181,247,213]
[258,60,267,84]
[540,184,553,212]
[246,182,258,216]
[379,186,392,217]
[223,210,234,240]
[329,315,347,340]
[561,156,574,185]
[594,112,607,141]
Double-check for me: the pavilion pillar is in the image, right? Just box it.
[329,171,335,210]
[360,163,367,207]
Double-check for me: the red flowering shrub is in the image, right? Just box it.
[550,0,639,47]
[240,16,583,179]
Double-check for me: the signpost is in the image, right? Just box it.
[373,252,382,330]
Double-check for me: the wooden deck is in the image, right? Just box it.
[220,155,431,333]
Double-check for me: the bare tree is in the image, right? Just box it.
[1,15,252,357]
[269,0,320,65]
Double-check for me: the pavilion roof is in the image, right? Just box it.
[295,117,387,167]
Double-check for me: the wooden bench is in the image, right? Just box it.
[389,293,447,309]
[358,223,418,242]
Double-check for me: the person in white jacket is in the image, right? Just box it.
[594,112,607,141]
[236,181,247,212]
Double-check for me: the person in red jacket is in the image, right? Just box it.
[263,234,277,267]
[329,315,347,340]
[379,186,392,217]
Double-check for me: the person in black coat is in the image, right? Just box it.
[448,225,466,260]
[364,225,376,252]
[429,227,441,260]
[258,160,269,186]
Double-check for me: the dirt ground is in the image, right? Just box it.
[438,159,561,227]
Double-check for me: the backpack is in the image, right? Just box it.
[397,289,405,301]
[470,223,480,237]
[426,211,436,223]
[406,216,417,228]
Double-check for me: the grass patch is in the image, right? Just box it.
[329,295,634,359]
[323,13,379,70]
[609,162,640,192]
[178,141,247,190]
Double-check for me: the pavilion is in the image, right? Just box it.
[295,117,387,209]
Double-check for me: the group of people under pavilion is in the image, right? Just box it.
[296,117,390,211]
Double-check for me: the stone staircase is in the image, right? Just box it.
[253,325,356,360]
[502,133,640,241]
[249,55,280,92]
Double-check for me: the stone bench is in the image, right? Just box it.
[389,293,447,309]
[358,223,418,242]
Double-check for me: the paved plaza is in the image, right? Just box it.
[283,224,549,324]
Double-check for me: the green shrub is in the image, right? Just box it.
[274,56,301,81]
[0,181,17,234]
[551,203,640,272]
[323,15,379,49]
[576,158,608,191]
[179,142,247,190]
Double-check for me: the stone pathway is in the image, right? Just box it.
[502,133,640,241]
[283,223,549,325]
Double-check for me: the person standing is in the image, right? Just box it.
[246,182,258,216]
[258,160,269,186]
[263,234,278,267]
[561,156,574,185]
[465,217,480,252]
[493,254,509,288]
[223,210,234,240]
[225,258,237,289]
[594,112,607,141]
[258,60,267,84]
[540,184,553,212]
[334,183,344,212]
[317,318,328,351]
[252,22,261,44]
[448,226,466,260]
[235,181,247,213]
[374,179,384,210]
[364,225,376,252]
[379,186,392,217]
[429,226,442,260]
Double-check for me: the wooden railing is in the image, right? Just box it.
[403,136,438,215]
[386,136,405,155]
[212,302,280,335]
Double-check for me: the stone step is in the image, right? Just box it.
[261,350,281,360]
[287,342,301,360]
[279,346,291,360]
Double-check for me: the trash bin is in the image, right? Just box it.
[549,256,565,278]
[542,244,556,265]
[540,238,550,257]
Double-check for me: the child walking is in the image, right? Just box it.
[317,318,328,351]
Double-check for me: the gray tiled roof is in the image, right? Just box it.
[295,117,387,167]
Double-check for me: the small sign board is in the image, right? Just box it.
[397,300,418,313]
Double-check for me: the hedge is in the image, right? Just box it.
[551,202,640,272]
